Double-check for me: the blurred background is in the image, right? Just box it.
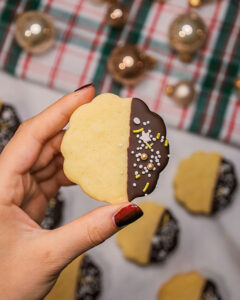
[0,0,239,299]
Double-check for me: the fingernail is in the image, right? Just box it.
[74,83,93,92]
[114,204,143,228]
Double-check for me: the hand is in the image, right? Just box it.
[0,85,143,300]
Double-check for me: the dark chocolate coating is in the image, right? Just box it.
[0,104,20,153]
[41,192,64,229]
[202,280,223,300]
[127,98,169,201]
[211,158,237,214]
[150,210,179,263]
[76,255,101,300]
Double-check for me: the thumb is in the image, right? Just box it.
[43,202,143,266]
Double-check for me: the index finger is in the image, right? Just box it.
[0,85,95,174]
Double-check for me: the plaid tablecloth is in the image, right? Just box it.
[0,0,239,147]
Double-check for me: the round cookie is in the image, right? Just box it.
[61,93,169,204]
[158,271,223,300]
[41,192,64,229]
[116,201,179,265]
[174,152,237,215]
[0,101,21,153]
[45,254,101,300]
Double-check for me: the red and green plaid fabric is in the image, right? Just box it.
[0,0,239,146]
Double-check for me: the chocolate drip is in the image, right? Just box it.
[211,159,237,214]
[150,210,179,263]
[201,280,223,300]
[76,255,101,300]
[0,104,21,153]
[127,98,169,201]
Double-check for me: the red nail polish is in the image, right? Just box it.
[74,83,93,92]
[114,204,143,228]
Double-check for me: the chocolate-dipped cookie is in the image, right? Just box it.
[0,101,20,153]
[41,192,64,229]
[45,254,101,300]
[158,272,223,300]
[174,152,237,215]
[117,201,179,265]
[61,93,169,204]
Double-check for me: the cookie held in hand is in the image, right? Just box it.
[117,201,179,265]
[158,272,223,300]
[61,93,169,204]
[174,152,237,215]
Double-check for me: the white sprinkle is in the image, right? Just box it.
[150,143,153,146]
[137,158,140,162]
[151,155,154,158]
[141,144,145,147]
[156,151,160,154]
[150,159,153,162]
[157,163,161,166]
[158,155,161,158]
[148,129,151,133]
[131,150,134,154]
[133,117,141,125]
[145,194,148,196]
[137,147,139,151]
[153,167,156,171]
[136,134,140,138]
[142,171,145,174]
[133,183,137,187]
[153,138,156,141]
[145,146,148,149]
[145,170,148,173]
[151,149,154,152]
[143,122,147,125]
[133,163,137,167]
[139,165,143,169]
[168,154,170,157]
[135,153,138,157]
[139,147,142,150]
[148,174,151,177]
[150,135,153,138]
[147,121,150,124]
[119,143,123,147]
[135,171,138,175]
[138,140,141,144]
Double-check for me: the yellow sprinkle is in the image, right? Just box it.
[146,143,152,149]
[135,174,141,179]
[142,182,150,193]
[164,139,169,147]
[156,132,161,139]
[133,128,144,133]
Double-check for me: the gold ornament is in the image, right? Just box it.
[166,80,195,107]
[106,3,129,28]
[235,78,240,101]
[141,153,148,161]
[107,44,156,85]
[15,11,56,55]
[168,12,207,62]
[147,162,154,170]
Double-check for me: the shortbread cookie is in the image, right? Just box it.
[158,272,223,300]
[0,101,20,153]
[174,152,237,215]
[45,255,101,300]
[61,93,169,204]
[41,192,64,229]
[117,201,179,265]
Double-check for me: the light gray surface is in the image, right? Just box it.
[1,71,240,300]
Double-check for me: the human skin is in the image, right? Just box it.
[0,85,143,300]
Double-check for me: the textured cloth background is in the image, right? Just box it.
[0,0,239,146]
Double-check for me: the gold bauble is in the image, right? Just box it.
[106,3,129,28]
[107,44,156,85]
[169,12,207,62]
[166,80,195,107]
[15,11,56,55]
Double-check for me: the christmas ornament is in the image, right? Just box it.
[107,44,156,85]
[235,78,240,101]
[15,11,56,55]
[166,80,195,107]
[106,3,129,28]
[189,0,218,7]
[168,12,207,62]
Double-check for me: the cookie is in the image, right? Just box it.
[174,152,237,215]
[158,271,223,300]
[61,93,169,204]
[45,254,101,300]
[117,201,179,265]
[41,192,64,229]
[0,101,21,153]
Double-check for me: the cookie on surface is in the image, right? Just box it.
[45,254,101,300]
[158,271,223,300]
[61,93,169,204]
[174,152,237,215]
[117,201,179,265]
[41,192,64,229]
[0,101,21,153]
